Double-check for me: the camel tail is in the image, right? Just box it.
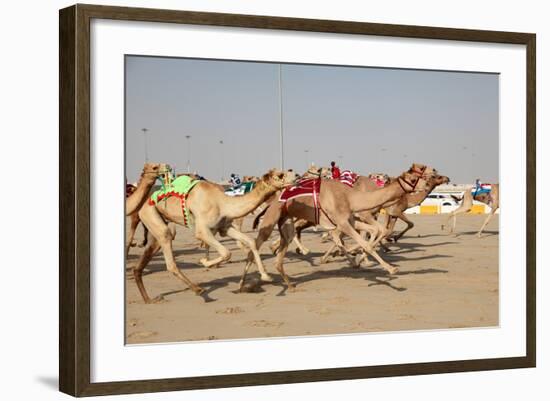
[252,206,269,230]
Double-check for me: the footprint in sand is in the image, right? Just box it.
[308,306,335,316]
[216,306,245,314]
[248,320,284,329]
[331,296,349,304]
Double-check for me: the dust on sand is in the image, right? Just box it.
[125,214,498,344]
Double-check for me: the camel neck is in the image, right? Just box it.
[126,174,157,215]
[222,180,276,219]
[348,180,405,212]
[405,190,430,207]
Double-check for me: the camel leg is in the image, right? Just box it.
[195,226,232,268]
[136,206,204,302]
[225,226,272,287]
[477,208,497,237]
[442,206,470,233]
[384,215,398,240]
[241,204,283,287]
[390,213,414,242]
[339,220,398,274]
[272,235,308,256]
[273,218,295,290]
[133,237,162,303]
[269,237,281,255]
[125,213,140,258]
[320,239,338,264]
[354,221,378,247]
[160,235,204,296]
[138,224,149,248]
[293,220,313,255]
[233,218,247,251]
[324,229,359,267]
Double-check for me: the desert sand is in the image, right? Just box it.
[125,214,498,344]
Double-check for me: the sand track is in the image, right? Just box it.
[125,214,498,344]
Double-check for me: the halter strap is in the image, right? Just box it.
[397,176,418,192]
[411,165,427,177]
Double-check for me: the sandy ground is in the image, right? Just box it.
[125,214,499,344]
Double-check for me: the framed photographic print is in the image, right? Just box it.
[59,4,536,397]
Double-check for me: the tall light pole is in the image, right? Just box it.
[219,140,225,182]
[185,135,191,173]
[141,128,149,162]
[278,64,285,169]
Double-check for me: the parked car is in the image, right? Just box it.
[422,192,460,207]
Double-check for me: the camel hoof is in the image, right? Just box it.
[148,295,166,304]
[288,284,296,292]
[199,258,210,267]
[193,286,205,295]
[295,248,302,255]
[260,274,273,282]
[387,266,399,275]
[137,243,146,248]
[354,254,365,267]
[240,279,262,293]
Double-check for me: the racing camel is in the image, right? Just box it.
[133,169,297,303]
[240,165,435,291]
[441,184,499,237]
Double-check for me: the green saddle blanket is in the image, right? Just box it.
[149,175,201,226]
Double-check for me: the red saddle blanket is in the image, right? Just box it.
[339,170,358,187]
[279,178,321,223]
[279,178,321,202]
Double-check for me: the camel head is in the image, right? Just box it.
[369,173,390,186]
[397,168,432,193]
[260,169,298,190]
[243,175,260,183]
[431,174,450,186]
[286,169,302,182]
[410,163,439,180]
[303,165,331,179]
[141,163,171,183]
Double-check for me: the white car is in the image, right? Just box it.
[422,192,460,208]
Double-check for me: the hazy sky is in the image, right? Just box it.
[125,56,498,183]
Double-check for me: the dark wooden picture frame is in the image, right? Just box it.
[59,3,536,397]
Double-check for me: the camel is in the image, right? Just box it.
[125,163,172,257]
[133,169,297,303]
[320,173,450,264]
[240,165,435,291]
[381,174,450,242]
[243,175,260,183]
[266,167,426,256]
[251,165,332,254]
[125,163,169,216]
[441,184,499,237]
